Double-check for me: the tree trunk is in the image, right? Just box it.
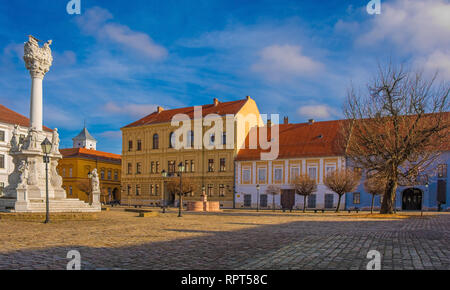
[381,179,397,214]
[335,194,342,213]
[303,195,306,213]
[371,194,375,214]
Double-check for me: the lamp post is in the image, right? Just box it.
[178,162,185,217]
[423,183,428,217]
[41,138,52,224]
[161,170,168,213]
[256,184,260,212]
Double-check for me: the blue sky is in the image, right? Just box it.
[0,0,449,154]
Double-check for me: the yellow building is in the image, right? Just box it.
[58,127,122,204]
[121,97,263,208]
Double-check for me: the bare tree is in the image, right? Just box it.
[265,185,280,212]
[292,175,317,212]
[363,174,387,214]
[344,63,449,214]
[324,169,360,213]
[166,177,197,209]
[76,179,91,202]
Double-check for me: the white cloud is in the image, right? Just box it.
[297,105,339,120]
[251,45,323,81]
[104,102,158,118]
[98,130,122,140]
[357,0,450,54]
[75,7,167,60]
[417,50,450,80]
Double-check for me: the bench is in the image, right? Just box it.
[347,207,360,213]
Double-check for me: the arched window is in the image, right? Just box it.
[153,134,159,149]
[186,130,194,148]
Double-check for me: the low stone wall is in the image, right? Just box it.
[0,212,98,221]
[186,201,221,212]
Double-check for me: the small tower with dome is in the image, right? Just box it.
[72,125,97,150]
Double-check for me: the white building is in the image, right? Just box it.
[235,119,347,210]
[0,104,53,197]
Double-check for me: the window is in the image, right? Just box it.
[325,166,336,176]
[169,132,175,148]
[114,171,118,181]
[100,169,105,179]
[190,160,195,172]
[290,167,300,181]
[69,186,73,196]
[107,170,112,180]
[274,167,283,183]
[0,131,4,142]
[308,167,317,180]
[185,160,190,173]
[258,168,267,183]
[128,140,133,151]
[208,159,215,172]
[0,182,4,196]
[0,155,4,169]
[219,184,225,196]
[151,162,155,174]
[244,194,252,207]
[222,132,227,145]
[155,184,160,196]
[243,168,251,183]
[153,134,159,149]
[209,133,215,146]
[137,140,142,151]
[325,194,334,208]
[168,160,176,173]
[438,164,448,178]
[136,163,142,174]
[207,184,214,196]
[135,185,141,196]
[127,163,132,174]
[156,161,160,173]
[353,192,360,204]
[62,168,66,177]
[260,194,268,207]
[69,168,73,177]
[187,131,194,148]
[307,194,316,208]
[150,185,154,195]
[127,185,131,195]
[220,158,226,172]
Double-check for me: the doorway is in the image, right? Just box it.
[402,188,423,210]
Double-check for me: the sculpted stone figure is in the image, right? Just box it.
[52,128,60,153]
[17,160,29,188]
[10,124,20,151]
[90,168,100,193]
[23,35,53,79]
[50,160,63,188]
[23,128,38,150]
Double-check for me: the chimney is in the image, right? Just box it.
[283,116,289,124]
[267,118,272,127]
[308,119,315,125]
[246,96,251,100]
[213,98,219,106]
[157,106,164,113]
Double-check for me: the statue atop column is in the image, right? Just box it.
[23,35,53,79]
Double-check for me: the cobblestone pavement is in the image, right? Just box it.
[0,209,448,270]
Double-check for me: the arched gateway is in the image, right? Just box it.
[402,188,423,211]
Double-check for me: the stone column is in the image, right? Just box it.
[23,36,53,132]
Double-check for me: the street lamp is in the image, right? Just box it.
[41,137,52,224]
[423,183,428,217]
[256,184,260,212]
[177,162,185,217]
[161,170,168,213]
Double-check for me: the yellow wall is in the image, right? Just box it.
[57,157,122,203]
[121,98,262,208]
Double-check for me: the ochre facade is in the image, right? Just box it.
[121,97,262,208]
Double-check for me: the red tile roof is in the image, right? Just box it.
[237,120,347,160]
[123,98,249,128]
[0,104,53,132]
[60,148,122,162]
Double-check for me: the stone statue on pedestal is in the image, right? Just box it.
[89,169,101,205]
[52,128,60,153]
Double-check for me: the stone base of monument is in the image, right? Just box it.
[0,197,101,213]
[186,201,221,212]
